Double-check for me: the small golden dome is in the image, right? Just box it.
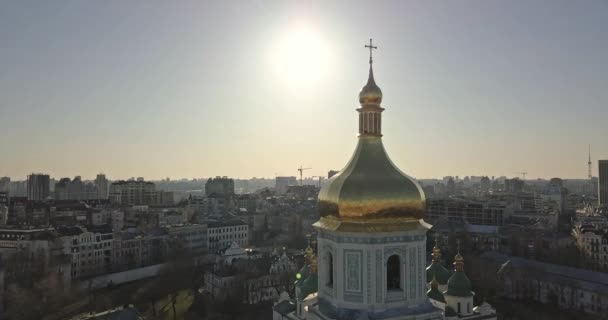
[358,66,383,105]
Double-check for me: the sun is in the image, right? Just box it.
[271,26,332,91]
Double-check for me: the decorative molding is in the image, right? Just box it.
[318,231,424,244]
[344,249,362,293]
[409,247,417,299]
[383,246,406,265]
[366,248,372,303]
[376,249,382,303]
[417,245,423,300]
[344,293,364,303]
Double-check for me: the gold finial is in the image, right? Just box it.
[304,244,317,273]
[430,275,439,289]
[364,38,378,65]
[359,38,383,106]
[453,239,464,272]
[431,234,442,263]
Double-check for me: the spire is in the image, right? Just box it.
[430,275,439,289]
[365,38,377,65]
[427,275,446,303]
[364,38,379,90]
[431,234,442,263]
[453,240,464,272]
[358,38,384,135]
[304,242,317,273]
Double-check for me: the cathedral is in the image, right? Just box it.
[273,40,497,320]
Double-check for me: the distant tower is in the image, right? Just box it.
[27,173,50,201]
[588,144,592,179]
[95,174,109,199]
[599,160,608,206]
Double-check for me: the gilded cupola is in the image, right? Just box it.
[315,39,425,233]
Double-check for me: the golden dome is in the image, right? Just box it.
[316,47,425,231]
[317,136,425,224]
[358,66,383,105]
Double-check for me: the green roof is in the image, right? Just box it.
[426,261,452,285]
[299,273,318,299]
[273,300,296,316]
[427,285,446,303]
[445,271,473,297]
[295,265,310,287]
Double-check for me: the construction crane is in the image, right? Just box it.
[513,172,528,180]
[298,166,311,186]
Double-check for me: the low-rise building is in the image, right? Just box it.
[112,230,167,271]
[59,225,113,279]
[426,198,507,226]
[573,223,608,272]
[207,219,248,252]
[489,252,608,316]
[164,223,208,256]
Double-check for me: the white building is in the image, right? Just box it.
[111,210,125,231]
[60,226,113,279]
[207,219,248,252]
[572,223,608,272]
[165,223,208,256]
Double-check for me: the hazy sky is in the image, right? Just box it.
[2,0,607,180]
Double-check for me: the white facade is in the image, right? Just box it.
[111,210,125,231]
[62,230,113,279]
[309,223,442,320]
[165,223,208,256]
[207,221,249,252]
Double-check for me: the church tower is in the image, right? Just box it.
[311,39,442,320]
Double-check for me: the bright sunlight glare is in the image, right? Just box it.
[271,26,332,92]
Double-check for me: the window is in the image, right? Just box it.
[387,255,401,290]
[327,252,333,288]
[458,302,461,313]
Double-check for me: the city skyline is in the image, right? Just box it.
[2,1,608,180]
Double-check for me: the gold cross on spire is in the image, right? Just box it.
[364,38,378,64]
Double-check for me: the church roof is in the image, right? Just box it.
[295,264,310,287]
[445,251,474,297]
[445,271,473,297]
[273,300,296,316]
[298,272,318,299]
[427,284,446,303]
[426,262,452,285]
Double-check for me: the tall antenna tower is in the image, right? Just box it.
[588,144,592,179]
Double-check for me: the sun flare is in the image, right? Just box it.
[271,26,332,90]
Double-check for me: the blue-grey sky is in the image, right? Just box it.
[1,0,607,180]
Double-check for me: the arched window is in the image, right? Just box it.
[327,252,334,287]
[387,255,401,290]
